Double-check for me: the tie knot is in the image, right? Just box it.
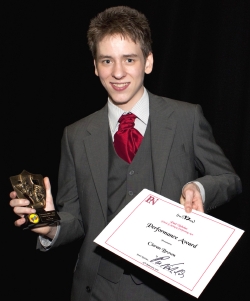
[118,113,137,129]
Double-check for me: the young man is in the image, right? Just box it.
[10,6,242,301]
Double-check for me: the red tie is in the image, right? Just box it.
[114,113,143,163]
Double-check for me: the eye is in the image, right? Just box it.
[126,58,134,63]
[103,59,111,64]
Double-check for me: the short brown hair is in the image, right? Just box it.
[87,6,152,59]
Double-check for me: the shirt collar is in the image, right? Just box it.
[108,87,149,132]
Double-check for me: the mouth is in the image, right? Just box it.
[111,82,130,91]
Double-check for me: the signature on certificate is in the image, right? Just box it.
[149,256,185,278]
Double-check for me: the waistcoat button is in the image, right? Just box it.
[86,286,91,293]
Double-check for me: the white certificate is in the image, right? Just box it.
[94,189,244,298]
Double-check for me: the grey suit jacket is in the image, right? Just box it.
[38,91,242,301]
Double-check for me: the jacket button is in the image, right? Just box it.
[86,286,91,293]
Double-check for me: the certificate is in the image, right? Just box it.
[94,189,244,298]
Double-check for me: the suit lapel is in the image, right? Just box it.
[83,105,109,223]
[149,92,177,194]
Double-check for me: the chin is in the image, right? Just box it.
[110,97,130,105]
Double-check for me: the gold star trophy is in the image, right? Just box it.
[10,170,60,229]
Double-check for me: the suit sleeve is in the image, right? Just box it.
[37,126,85,251]
[192,105,242,212]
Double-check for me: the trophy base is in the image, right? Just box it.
[23,209,60,230]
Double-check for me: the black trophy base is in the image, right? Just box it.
[23,209,60,230]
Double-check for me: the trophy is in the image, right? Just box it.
[10,170,60,230]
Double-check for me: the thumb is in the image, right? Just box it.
[183,190,194,213]
[43,177,55,211]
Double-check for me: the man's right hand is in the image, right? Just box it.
[9,177,57,239]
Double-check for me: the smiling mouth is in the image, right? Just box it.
[111,82,130,91]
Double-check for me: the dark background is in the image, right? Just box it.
[3,1,249,300]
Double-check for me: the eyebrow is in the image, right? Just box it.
[97,54,139,60]
[123,54,138,58]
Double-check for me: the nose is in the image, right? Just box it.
[112,62,126,79]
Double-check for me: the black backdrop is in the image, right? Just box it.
[3,1,249,300]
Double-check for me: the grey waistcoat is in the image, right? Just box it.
[97,121,155,283]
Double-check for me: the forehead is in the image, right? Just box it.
[96,34,143,56]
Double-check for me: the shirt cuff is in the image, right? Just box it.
[39,224,61,249]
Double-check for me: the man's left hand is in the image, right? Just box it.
[180,183,204,213]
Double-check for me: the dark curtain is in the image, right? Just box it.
[3,1,249,300]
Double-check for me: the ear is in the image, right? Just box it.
[144,52,153,74]
[94,60,99,76]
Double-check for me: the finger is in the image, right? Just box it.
[43,177,55,211]
[194,199,204,213]
[184,200,193,213]
[10,191,17,199]
[9,198,30,208]
[179,195,185,206]
[14,217,27,227]
[183,190,194,213]
[13,206,36,217]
